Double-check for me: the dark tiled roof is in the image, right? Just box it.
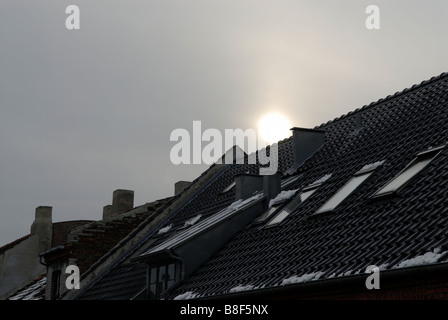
[80,72,448,300]
[7,275,46,300]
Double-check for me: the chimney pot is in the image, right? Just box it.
[112,189,134,215]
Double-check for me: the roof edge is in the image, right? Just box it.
[198,262,448,300]
[314,72,448,130]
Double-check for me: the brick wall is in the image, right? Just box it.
[69,213,152,274]
[52,221,94,247]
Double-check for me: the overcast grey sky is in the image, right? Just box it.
[1,0,447,246]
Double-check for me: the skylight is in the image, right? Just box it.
[144,193,264,256]
[372,146,445,198]
[266,195,302,226]
[221,181,236,193]
[264,174,331,226]
[281,175,300,188]
[255,206,279,223]
[315,162,384,214]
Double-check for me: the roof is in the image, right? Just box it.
[79,72,448,300]
[7,275,46,300]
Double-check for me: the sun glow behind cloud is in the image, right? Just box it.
[258,112,292,144]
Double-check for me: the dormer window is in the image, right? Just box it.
[314,162,384,215]
[134,192,266,299]
[50,270,61,300]
[371,146,445,198]
[148,262,179,299]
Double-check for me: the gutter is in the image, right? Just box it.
[197,262,448,300]
[38,245,66,267]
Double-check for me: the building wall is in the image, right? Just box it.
[0,234,46,299]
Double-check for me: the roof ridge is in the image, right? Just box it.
[261,72,448,149]
[314,72,448,129]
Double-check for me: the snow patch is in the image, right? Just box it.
[311,174,332,185]
[9,277,46,300]
[269,189,299,208]
[184,214,202,227]
[377,263,388,271]
[281,272,324,285]
[174,291,199,300]
[361,160,385,171]
[228,193,263,211]
[229,284,256,293]
[393,248,445,269]
[158,224,173,234]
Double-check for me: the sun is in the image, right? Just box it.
[258,112,292,144]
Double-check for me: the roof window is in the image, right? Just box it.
[314,161,384,214]
[371,146,445,198]
[221,181,236,193]
[264,174,331,226]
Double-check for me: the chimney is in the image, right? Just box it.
[30,206,53,251]
[103,189,134,219]
[235,174,263,201]
[290,127,326,168]
[263,172,282,202]
[174,181,191,196]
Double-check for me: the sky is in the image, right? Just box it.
[1,0,448,246]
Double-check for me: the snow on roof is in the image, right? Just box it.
[184,214,202,227]
[392,248,446,269]
[360,160,385,171]
[268,189,299,208]
[281,271,324,286]
[8,276,46,300]
[228,284,256,293]
[173,291,199,300]
[144,192,264,256]
[157,224,173,234]
[310,173,332,185]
